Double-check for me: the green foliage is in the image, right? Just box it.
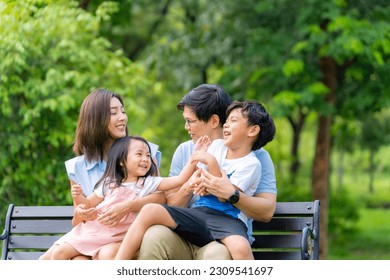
[0,0,149,222]
[328,188,360,245]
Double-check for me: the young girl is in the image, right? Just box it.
[40,135,209,260]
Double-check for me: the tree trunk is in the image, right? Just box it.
[368,149,375,193]
[312,55,337,259]
[288,110,306,182]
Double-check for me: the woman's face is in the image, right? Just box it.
[108,97,128,139]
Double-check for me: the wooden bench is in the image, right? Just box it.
[1,200,320,260]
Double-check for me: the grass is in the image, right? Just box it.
[328,208,390,260]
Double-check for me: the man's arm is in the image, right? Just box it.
[235,192,276,222]
[200,169,276,222]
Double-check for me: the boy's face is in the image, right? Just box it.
[182,106,216,143]
[223,108,252,149]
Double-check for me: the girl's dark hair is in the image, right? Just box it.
[226,101,276,150]
[94,136,158,194]
[177,84,232,126]
[73,88,128,162]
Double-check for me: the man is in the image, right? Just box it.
[138,84,277,260]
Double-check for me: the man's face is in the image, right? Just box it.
[182,106,214,143]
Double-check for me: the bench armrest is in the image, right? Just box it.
[301,226,315,260]
[0,229,8,240]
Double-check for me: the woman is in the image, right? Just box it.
[65,88,164,260]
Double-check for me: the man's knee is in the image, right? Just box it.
[194,241,232,260]
[138,225,192,260]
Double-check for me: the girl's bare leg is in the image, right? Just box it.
[72,255,92,260]
[96,242,122,260]
[39,245,55,260]
[221,235,254,260]
[50,242,82,260]
[115,203,176,260]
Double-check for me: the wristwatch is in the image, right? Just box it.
[228,190,240,204]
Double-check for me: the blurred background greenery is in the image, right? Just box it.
[0,0,389,260]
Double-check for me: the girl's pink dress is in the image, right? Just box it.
[55,177,161,259]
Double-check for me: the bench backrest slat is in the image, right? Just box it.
[11,206,74,218]
[251,234,302,248]
[10,220,73,234]
[8,235,63,249]
[6,251,45,260]
[253,217,313,231]
[253,251,302,260]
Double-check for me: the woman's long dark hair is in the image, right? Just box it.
[94,136,158,194]
[73,88,128,162]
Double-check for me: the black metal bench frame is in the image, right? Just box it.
[1,200,320,260]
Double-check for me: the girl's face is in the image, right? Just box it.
[108,97,128,139]
[125,139,152,178]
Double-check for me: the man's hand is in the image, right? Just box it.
[196,168,236,201]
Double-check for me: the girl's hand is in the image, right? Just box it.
[191,135,212,165]
[183,169,202,194]
[71,184,83,198]
[193,135,211,152]
[75,204,98,221]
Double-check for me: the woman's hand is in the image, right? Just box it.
[97,201,128,227]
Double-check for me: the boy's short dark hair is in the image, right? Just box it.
[177,84,232,126]
[226,101,276,150]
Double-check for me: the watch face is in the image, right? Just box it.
[230,194,239,204]
[229,190,240,204]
